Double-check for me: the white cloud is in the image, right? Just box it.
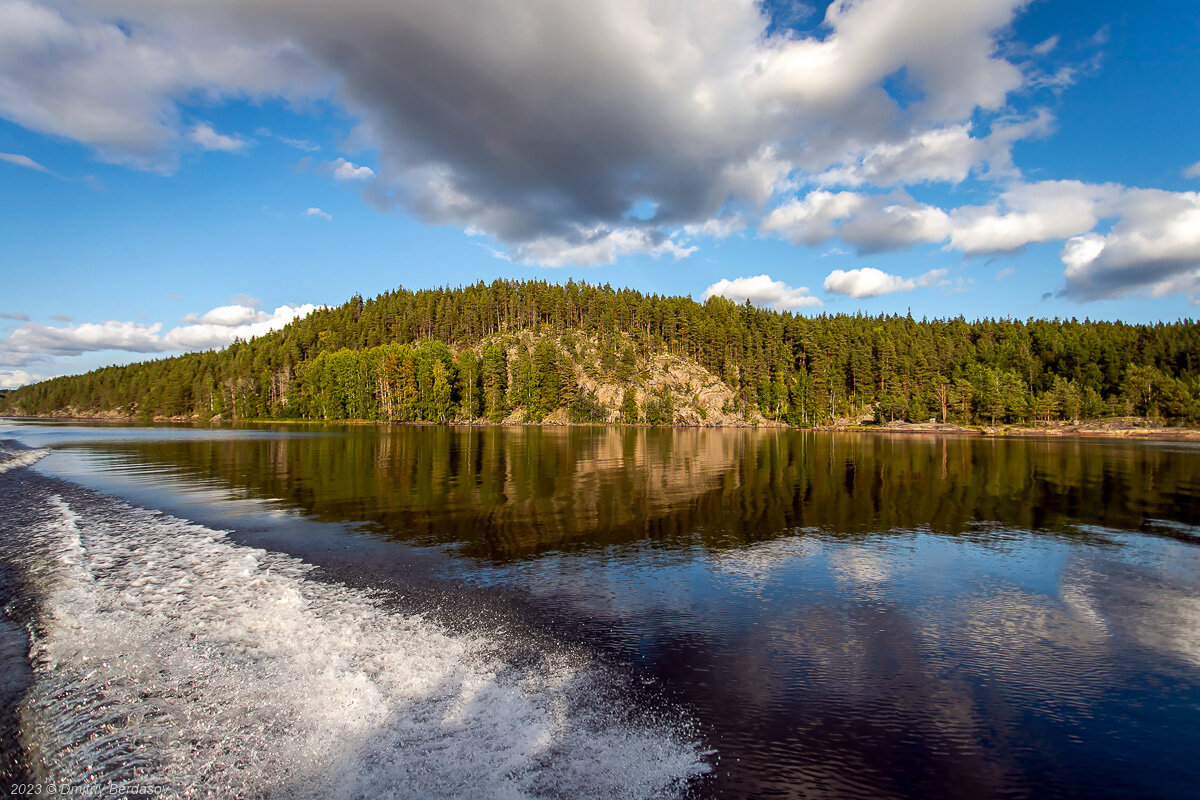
[0,150,48,172]
[180,304,267,327]
[330,157,374,181]
[162,303,323,351]
[0,320,166,364]
[839,195,952,253]
[1032,35,1059,56]
[702,274,822,311]
[753,0,1025,120]
[188,122,249,153]
[506,226,696,267]
[305,207,332,221]
[760,191,865,246]
[1184,161,1200,180]
[0,311,31,321]
[823,267,946,298]
[0,368,42,388]
[682,215,746,239]
[816,111,1054,189]
[0,303,322,367]
[279,135,319,152]
[816,125,986,187]
[1060,189,1200,301]
[762,190,950,253]
[0,0,323,170]
[948,180,1122,254]
[756,178,1200,302]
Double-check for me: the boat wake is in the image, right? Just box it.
[0,441,48,474]
[0,465,708,798]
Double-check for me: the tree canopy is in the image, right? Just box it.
[4,280,1198,426]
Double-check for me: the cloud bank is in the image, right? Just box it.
[0,0,1193,302]
[0,302,321,374]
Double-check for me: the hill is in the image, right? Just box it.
[3,280,1199,427]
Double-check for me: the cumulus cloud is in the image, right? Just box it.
[0,0,1035,249]
[816,125,987,187]
[188,122,249,153]
[701,274,822,311]
[823,267,946,298]
[947,180,1122,254]
[682,215,746,239]
[1184,161,1200,180]
[839,195,952,253]
[13,0,1188,302]
[506,226,696,267]
[0,151,48,172]
[760,191,865,246]
[0,302,321,368]
[762,190,950,253]
[180,303,269,326]
[0,0,323,170]
[757,177,1200,301]
[816,111,1053,188]
[0,368,42,388]
[304,207,332,221]
[329,157,374,181]
[1061,189,1200,301]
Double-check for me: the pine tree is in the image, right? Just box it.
[619,388,639,424]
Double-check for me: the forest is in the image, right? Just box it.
[3,279,1199,426]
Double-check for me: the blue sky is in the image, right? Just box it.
[1,0,1199,387]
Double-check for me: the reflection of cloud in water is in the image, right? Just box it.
[710,532,822,587]
[1068,538,1200,668]
[1059,579,1110,635]
[472,527,1200,799]
[828,547,891,590]
[935,585,1119,728]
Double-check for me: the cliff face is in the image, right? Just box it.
[495,330,770,427]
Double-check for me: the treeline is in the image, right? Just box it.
[3,279,1199,426]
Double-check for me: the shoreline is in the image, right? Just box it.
[5,413,1200,442]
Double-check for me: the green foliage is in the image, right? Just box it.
[568,389,608,423]
[619,389,639,424]
[456,349,481,420]
[645,389,674,426]
[481,342,508,422]
[2,278,1198,427]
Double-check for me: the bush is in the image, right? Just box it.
[568,389,609,423]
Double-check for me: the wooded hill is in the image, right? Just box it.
[3,280,1199,426]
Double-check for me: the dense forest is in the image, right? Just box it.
[3,280,1199,426]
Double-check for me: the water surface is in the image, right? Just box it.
[2,420,1198,799]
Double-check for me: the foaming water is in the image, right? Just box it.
[0,441,48,474]
[7,484,707,798]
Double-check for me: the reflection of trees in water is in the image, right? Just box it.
[97,429,1199,559]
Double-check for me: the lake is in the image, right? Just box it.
[1,420,1198,799]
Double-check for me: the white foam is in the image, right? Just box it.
[17,494,708,798]
[0,445,48,474]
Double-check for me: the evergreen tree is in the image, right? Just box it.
[619,388,639,424]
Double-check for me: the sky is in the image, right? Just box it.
[1,0,1199,388]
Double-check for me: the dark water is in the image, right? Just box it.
[2,421,1199,799]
